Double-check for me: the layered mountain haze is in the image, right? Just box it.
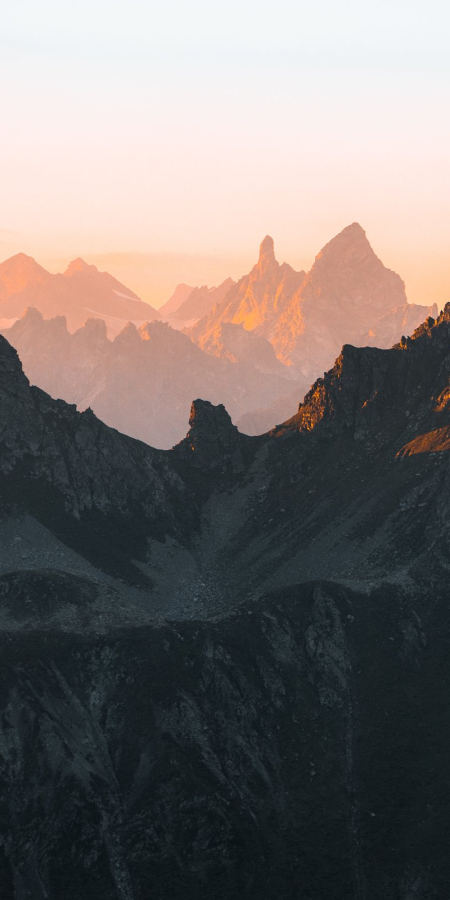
[189,224,438,382]
[163,278,236,329]
[0,223,440,448]
[0,253,161,337]
[157,282,194,317]
[2,303,450,896]
[2,309,298,447]
[360,300,439,347]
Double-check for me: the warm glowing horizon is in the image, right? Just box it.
[2,1,449,309]
[1,224,448,313]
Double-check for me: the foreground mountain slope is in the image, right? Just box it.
[0,253,161,336]
[2,309,300,447]
[188,225,437,383]
[4,304,450,608]
[2,308,450,897]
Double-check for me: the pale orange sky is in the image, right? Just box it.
[1,1,449,309]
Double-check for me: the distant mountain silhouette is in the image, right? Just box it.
[0,253,161,336]
[158,283,194,317]
[164,278,235,329]
[188,225,437,382]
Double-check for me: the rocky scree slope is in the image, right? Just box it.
[1,310,450,897]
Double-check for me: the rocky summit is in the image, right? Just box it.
[188,224,437,383]
[1,306,450,898]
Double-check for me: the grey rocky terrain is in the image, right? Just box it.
[1,305,450,897]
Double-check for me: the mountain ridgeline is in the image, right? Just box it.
[1,298,450,897]
[1,309,299,447]
[187,224,437,381]
[0,224,438,445]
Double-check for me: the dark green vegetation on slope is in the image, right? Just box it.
[2,308,450,897]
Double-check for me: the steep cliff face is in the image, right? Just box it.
[2,306,450,897]
[176,399,247,474]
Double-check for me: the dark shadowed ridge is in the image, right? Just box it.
[2,305,450,897]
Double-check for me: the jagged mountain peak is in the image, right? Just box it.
[78,317,108,339]
[0,333,32,402]
[20,306,44,323]
[0,253,50,294]
[114,321,140,343]
[176,398,245,472]
[64,257,98,277]
[0,252,44,271]
[313,222,375,267]
[258,235,276,266]
[16,306,68,335]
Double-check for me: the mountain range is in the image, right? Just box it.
[0,224,438,444]
[188,224,437,383]
[1,300,450,896]
[2,308,299,447]
[0,253,161,337]
[160,277,235,328]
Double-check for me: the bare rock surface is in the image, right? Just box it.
[1,307,450,896]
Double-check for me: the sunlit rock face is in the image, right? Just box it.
[188,223,436,384]
[188,234,306,348]
[2,307,450,896]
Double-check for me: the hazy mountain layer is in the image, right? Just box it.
[2,309,303,447]
[0,253,161,336]
[157,282,194,317]
[164,277,235,328]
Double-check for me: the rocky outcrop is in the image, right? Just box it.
[175,399,246,474]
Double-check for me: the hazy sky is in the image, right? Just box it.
[1,1,449,307]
